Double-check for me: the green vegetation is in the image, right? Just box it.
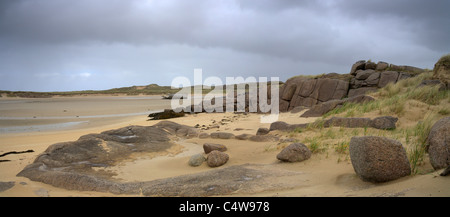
[323,71,449,118]
[284,70,449,173]
[435,54,450,68]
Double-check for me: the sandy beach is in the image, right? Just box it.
[0,95,448,197]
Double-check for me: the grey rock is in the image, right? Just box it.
[189,154,206,167]
[350,60,366,75]
[376,61,389,71]
[235,134,252,140]
[0,181,15,192]
[256,128,270,135]
[378,71,399,88]
[355,69,375,80]
[371,116,398,130]
[269,121,307,132]
[281,83,298,101]
[207,150,229,167]
[210,132,235,140]
[300,99,344,117]
[316,78,340,102]
[290,106,307,114]
[347,87,378,98]
[300,95,375,118]
[16,121,197,194]
[365,61,377,70]
[323,116,397,130]
[277,143,311,162]
[299,79,317,97]
[198,133,210,139]
[365,72,381,86]
[349,136,411,183]
[427,117,450,170]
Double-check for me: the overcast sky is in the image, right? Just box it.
[0,0,449,91]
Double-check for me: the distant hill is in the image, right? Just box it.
[0,82,283,98]
[0,83,180,98]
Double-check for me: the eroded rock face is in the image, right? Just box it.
[349,136,411,183]
[280,77,350,112]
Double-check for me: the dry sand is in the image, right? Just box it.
[0,96,448,197]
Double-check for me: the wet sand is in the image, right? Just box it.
[0,95,449,197]
[0,95,171,134]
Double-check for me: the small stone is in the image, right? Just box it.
[276,143,312,163]
[207,151,229,167]
[203,143,227,154]
[188,154,206,167]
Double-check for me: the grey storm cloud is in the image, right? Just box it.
[0,0,449,91]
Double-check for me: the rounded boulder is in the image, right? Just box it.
[207,151,229,167]
[349,136,411,183]
[277,143,312,162]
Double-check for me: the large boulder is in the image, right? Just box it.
[349,136,411,183]
[276,143,311,162]
[378,71,399,88]
[427,117,450,170]
[207,150,229,167]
